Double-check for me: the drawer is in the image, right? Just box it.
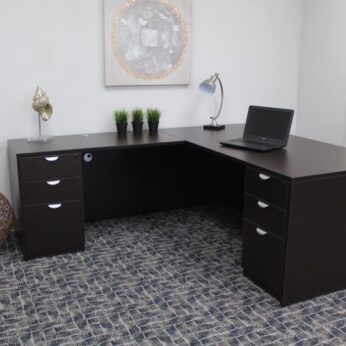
[244,194,286,240]
[22,177,83,206]
[242,220,285,298]
[24,200,84,255]
[20,153,81,182]
[245,168,288,209]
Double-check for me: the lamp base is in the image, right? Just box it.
[203,124,226,131]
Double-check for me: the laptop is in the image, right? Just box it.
[220,106,294,152]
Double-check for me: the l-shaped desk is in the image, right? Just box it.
[8,125,346,306]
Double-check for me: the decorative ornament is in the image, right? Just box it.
[0,193,13,248]
[28,87,53,142]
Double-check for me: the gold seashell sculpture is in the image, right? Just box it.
[28,86,54,142]
[32,87,53,121]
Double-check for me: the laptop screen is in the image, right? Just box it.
[244,106,294,145]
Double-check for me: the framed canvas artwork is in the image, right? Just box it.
[104,0,192,86]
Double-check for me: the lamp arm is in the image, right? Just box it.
[210,75,224,124]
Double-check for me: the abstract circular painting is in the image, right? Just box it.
[104,0,192,86]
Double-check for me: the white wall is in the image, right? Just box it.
[0,0,302,200]
[297,0,346,145]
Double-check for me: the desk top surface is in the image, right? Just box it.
[8,125,346,181]
[8,131,184,155]
[162,125,346,180]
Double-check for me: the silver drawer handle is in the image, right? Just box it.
[259,173,271,181]
[48,203,62,209]
[256,228,268,236]
[45,156,59,162]
[46,180,61,186]
[257,201,269,209]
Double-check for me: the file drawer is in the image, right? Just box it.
[24,200,84,256]
[242,220,285,298]
[22,177,83,206]
[245,168,288,209]
[20,153,81,182]
[244,194,286,240]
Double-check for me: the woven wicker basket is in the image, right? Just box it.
[0,193,13,247]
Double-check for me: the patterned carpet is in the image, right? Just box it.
[0,205,345,345]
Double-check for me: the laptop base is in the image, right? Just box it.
[220,138,281,152]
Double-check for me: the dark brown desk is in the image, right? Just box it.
[8,125,346,306]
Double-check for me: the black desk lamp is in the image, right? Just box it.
[199,73,225,130]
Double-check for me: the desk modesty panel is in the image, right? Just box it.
[8,125,346,306]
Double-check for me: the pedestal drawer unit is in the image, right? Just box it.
[242,168,289,301]
[19,153,84,259]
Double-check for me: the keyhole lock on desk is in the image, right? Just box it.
[84,153,93,163]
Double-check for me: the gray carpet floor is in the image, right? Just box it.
[0,205,345,345]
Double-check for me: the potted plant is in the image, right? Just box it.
[132,108,144,135]
[114,109,128,135]
[147,108,161,134]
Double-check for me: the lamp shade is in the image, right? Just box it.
[199,73,219,94]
